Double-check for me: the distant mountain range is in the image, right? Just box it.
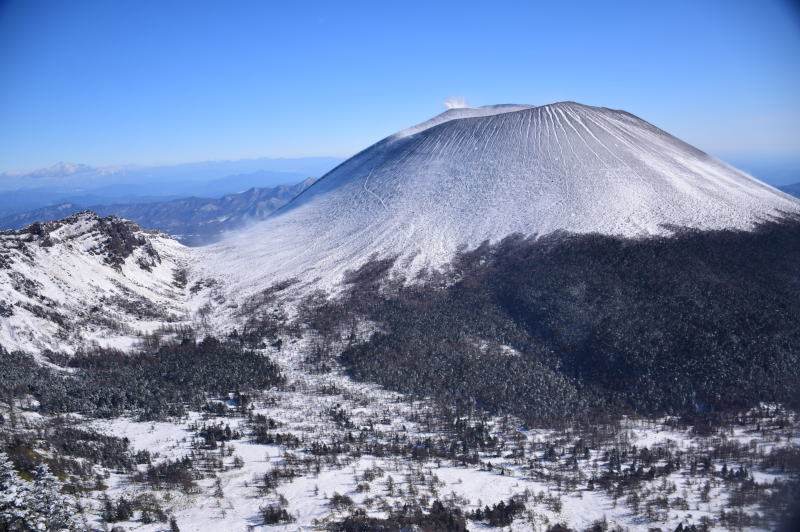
[781,182,800,198]
[0,156,342,216]
[0,178,315,245]
[723,155,800,188]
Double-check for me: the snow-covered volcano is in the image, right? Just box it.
[207,102,800,292]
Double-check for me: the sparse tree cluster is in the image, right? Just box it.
[1,336,284,420]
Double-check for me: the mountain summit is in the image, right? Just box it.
[208,102,800,292]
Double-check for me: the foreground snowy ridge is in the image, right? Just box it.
[0,211,193,353]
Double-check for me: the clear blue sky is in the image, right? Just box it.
[1,0,799,173]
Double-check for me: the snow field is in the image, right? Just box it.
[71,337,799,531]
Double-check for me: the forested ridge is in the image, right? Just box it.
[307,218,800,426]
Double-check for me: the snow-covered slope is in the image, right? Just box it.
[0,212,192,353]
[207,102,800,294]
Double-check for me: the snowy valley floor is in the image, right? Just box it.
[3,336,796,531]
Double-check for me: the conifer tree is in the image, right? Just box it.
[0,452,82,531]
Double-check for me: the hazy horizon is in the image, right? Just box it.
[2,0,799,175]
[3,137,798,190]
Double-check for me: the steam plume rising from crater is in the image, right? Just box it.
[444,96,468,109]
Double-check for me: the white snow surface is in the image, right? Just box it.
[205,102,800,296]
